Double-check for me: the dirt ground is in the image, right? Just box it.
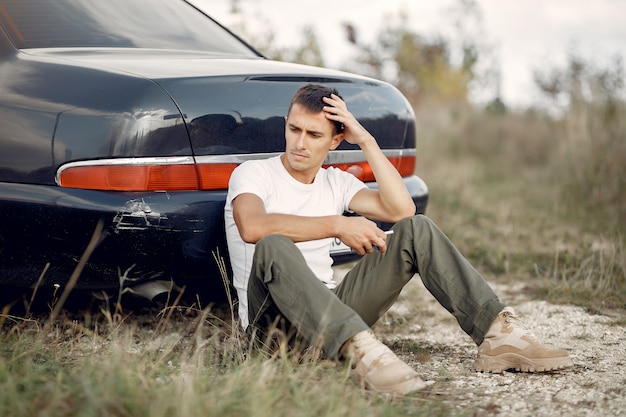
[370,277,626,417]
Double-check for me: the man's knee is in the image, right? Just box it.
[255,234,295,258]
[394,214,434,233]
[253,234,307,274]
[257,233,291,249]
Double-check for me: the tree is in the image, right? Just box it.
[339,1,493,107]
[534,51,625,112]
[533,51,626,227]
[221,0,325,67]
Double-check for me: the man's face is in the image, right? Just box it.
[282,103,343,183]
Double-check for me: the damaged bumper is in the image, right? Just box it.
[0,176,427,296]
[0,182,229,292]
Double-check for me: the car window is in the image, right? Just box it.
[0,0,258,56]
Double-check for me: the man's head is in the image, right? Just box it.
[288,84,344,135]
[281,83,345,183]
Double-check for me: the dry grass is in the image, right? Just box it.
[0,293,454,417]
[415,101,626,312]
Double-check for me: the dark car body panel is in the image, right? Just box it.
[0,0,428,297]
[0,182,228,291]
[1,52,194,184]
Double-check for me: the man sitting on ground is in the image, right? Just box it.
[224,83,572,396]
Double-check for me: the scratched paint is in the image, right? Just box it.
[113,198,169,231]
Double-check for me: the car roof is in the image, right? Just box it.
[0,0,259,56]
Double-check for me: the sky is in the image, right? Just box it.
[192,0,626,108]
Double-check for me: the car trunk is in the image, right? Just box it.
[158,73,416,157]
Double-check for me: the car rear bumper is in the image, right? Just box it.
[0,175,427,295]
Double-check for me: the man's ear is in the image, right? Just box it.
[330,133,344,150]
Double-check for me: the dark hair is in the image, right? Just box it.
[288,83,344,134]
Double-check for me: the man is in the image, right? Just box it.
[224,83,572,396]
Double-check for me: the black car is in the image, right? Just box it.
[0,0,428,301]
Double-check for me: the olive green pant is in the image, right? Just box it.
[247,215,505,359]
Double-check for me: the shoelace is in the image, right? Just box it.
[502,311,538,341]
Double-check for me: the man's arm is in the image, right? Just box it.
[322,94,416,222]
[232,192,390,255]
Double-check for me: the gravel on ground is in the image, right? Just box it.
[369,278,626,417]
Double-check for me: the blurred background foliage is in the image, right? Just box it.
[224,0,625,308]
[225,0,625,239]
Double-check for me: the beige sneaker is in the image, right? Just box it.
[474,307,573,373]
[341,330,426,396]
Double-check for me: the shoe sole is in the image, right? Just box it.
[474,353,573,373]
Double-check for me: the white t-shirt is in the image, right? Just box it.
[224,155,367,328]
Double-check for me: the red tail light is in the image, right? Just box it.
[323,155,415,182]
[57,153,416,191]
[195,163,240,190]
[58,164,199,191]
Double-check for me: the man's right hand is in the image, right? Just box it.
[337,216,388,255]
